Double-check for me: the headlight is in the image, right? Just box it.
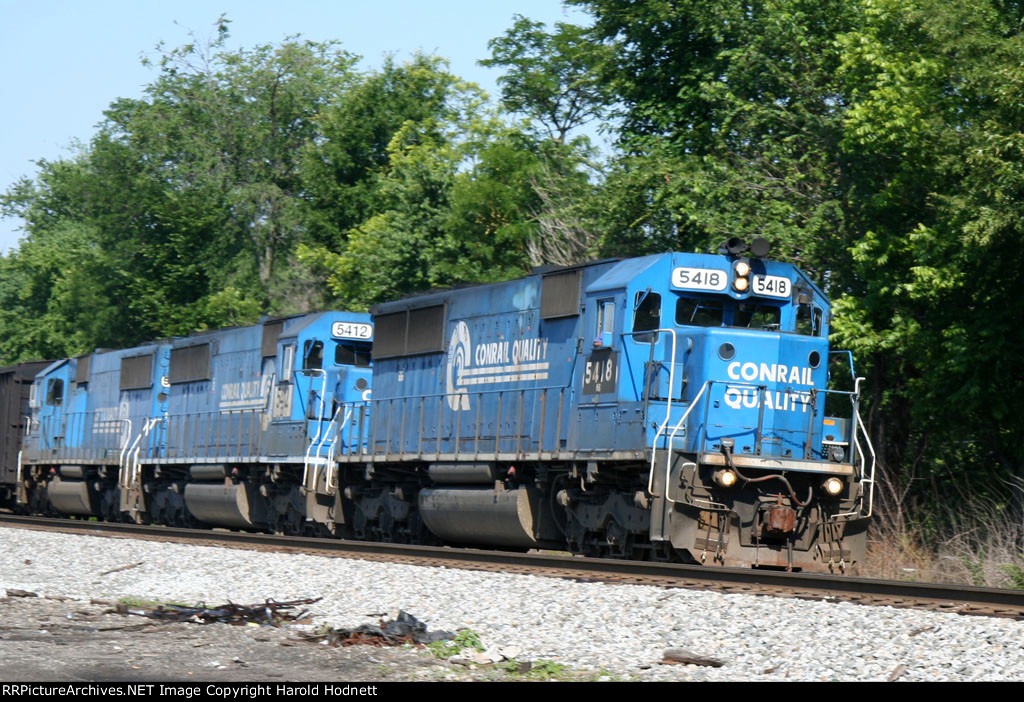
[713,469,738,488]
[733,259,751,292]
[823,477,844,496]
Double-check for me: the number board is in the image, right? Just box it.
[583,348,618,396]
[751,275,791,299]
[331,322,374,340]
[671,267,728,292]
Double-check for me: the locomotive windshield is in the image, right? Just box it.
[632,292,819,335]
[675,297,725,327]
[733,302,781,330]
[335,341,372,367]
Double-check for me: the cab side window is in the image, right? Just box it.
[796,304,823,337]
[633,291,661,343]
[596,299,616,345]
[303,340,324,370]
[45,378,64,406]
[282,344,296,382]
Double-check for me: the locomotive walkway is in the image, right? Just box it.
[2,512,1022,621]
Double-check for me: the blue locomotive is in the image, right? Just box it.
[16,311,372,535]
[7,240,874,572]
[339,238,875,571]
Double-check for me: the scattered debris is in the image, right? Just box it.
[99,561,144,577]
[113,597,322,627]
[295,610,454,648]
[887,664,907,682]
[5,589,38,598]
[660,648,725,668]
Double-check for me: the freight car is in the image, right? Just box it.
[14,311,373,534]
[337,239,875,571]
[0,361,53,508]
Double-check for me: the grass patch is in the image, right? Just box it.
[864,476,1024,588]
[116,596,191,608]
[426,628,485,659]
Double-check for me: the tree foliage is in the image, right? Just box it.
[480,14,612,144]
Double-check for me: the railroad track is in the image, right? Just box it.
[2,512,1022,621]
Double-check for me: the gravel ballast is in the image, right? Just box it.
[1,526,1022,682]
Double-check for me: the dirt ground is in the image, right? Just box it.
[0,593,590,683]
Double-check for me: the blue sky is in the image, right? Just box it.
[0,0,591,252]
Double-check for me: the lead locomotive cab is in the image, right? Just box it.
[623,239,875,571]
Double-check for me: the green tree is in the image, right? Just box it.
[0,20,361,360]
[830,0,1024,504]
[480,14,612,144]
[302,78,561,309]
[573,0,861,274]
[573,0,1024,516]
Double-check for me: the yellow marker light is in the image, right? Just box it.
[823,477,844,496]
[734,260,751,277]
[733,277,749,292]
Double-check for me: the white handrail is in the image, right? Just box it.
[314,404,343,463]
[129,418,161,489]
[853,377,876,518]
[662,380,712,505]
[117,419,135,487]
[304,403,341,491]
[17,414,30,504]
[300,369,328,490]
[640,329,679,496]
[15,450,23,504]
[325,405,352,491]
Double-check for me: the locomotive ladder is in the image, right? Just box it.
[118,417,161,515]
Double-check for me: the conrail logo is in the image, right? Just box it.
[723,361,815,414]
[445,321,550,411]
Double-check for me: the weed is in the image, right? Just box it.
[116,596,190,608]
[864,473,1024,587]
[999,563,1024,589]
[963,553,987,586]
[426,628,485,659]
[501,658,572,681]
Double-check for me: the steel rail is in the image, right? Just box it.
[1,513,1022,620]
